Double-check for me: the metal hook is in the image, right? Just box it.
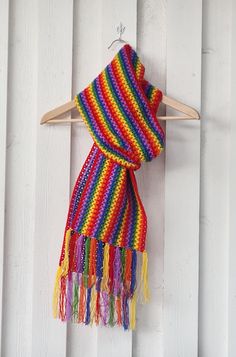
[108,22,127,49]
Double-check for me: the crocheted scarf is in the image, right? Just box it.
[52,43,165,330]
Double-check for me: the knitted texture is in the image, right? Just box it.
[53,43,165,330]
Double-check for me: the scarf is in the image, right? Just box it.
[52,43,165,330]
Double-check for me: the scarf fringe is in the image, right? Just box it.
[52,228,150,330]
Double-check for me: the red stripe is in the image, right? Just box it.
[112,59,161,157]
[84,159,115,237]
[101,168,127,244]
[99,73,140,167]
[71,147,101,230]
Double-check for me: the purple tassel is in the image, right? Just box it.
[122,291,129,330]
[76,235,85,279]
[66,272,73,319]
[96,241,104,291]
[85,287,92,325]
[130,250,137,295]
[101,291,109,325]
[114,247,122,296]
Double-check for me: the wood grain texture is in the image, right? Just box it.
[0,0,9,354]
[67,1,103,356]
[133,0,166,356]
[31,1,73,356]
[1,1,235,356]
[1,0,38,355]
[198,0,232,356]
[229,3,236,355]
[163,0,202,356]
[97,1,137,356]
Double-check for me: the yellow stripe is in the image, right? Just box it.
[115,201,130,246]
[102,68,145,161]
[74,95,137,170]
[98,168,125,239]
[115,57,163,153]
[82,159,111,232]
[87,84,120,146]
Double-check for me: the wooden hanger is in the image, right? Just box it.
[40,26,200,125]
[40,94,200,125]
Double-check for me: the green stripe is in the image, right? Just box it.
[96,165,122,238]
[104,67,147,158]
[79,156,107,230]
[118,52,164,148]
[91,81,124,147]
[76,94,131,164]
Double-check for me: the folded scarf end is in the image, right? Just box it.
[52,228,150,330]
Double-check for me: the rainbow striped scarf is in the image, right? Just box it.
[53,44,165,330]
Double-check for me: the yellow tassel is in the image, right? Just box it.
[52,228,72,318]
[101,243,109,291]
[90,286,97,325]
[130,291,137,330]
[52,265,63,318]
[141,250,150,303]
[60,228,72,276]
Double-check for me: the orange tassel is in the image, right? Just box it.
[90,286,97,325]
[88,238,97,287]
[78,285,86,322]
[116,297,122,325]
[95,291,101,325]
[59,276,66,321]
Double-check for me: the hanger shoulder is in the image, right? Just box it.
[40,93,200,124]
[161,94,200,120]
[40,100,76,124]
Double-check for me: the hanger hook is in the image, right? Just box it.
[108,22,127,50]
[117,22,126,39]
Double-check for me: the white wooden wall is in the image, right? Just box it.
[0,0,235,356]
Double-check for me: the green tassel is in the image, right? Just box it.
[83,238,91,287]
[72,282,79,322]
[109,294,115,327]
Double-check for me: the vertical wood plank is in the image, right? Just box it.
[164,1,202,356]
[2,0,38,355]
[229,3,236,356]
[67,1,103,356]
[31,1,73,356]
[198,0,231,356]
[133,0,166,356]
[1,1,234,356]
[0,0,9,354]
[95,1,137,356]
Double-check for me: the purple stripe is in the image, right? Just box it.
[107,63,154,158]
[95,76,126,147]
[68,145,98,225]
[90,165,119,236]
[121,49,164,142]
[79,92,106,141]
[80,89,135,165]
[74,152,104,229]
